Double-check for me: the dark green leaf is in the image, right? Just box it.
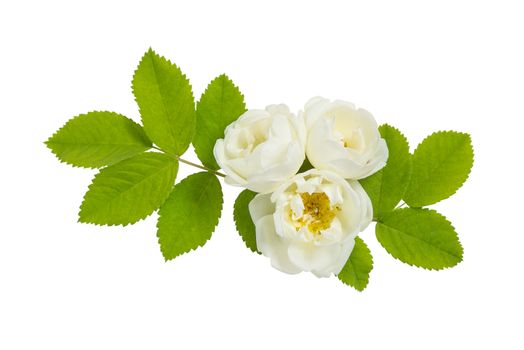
[233,189,259,253]
[298,158,314,173]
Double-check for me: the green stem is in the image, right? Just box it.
[152,146,226,178]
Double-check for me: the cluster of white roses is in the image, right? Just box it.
[214,97,389,277]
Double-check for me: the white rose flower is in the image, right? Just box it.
[213,104,306,193]
[302,97,388,179]
[249,169,372,277]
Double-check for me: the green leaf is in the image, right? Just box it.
[376,208,463,270]
[157,172,223,260]
[79,152,178,225]
[360,124,411,220]
[233,189,259,253]
[403,131,473,207]
[337,237,373,291]
[132,48,195,155]
[193,74,246,169]
[45,111,152,168]
[298,157,314,173]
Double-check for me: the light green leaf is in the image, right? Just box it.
[157,172,223,260]
[360,124,411,220]
[45,111,151,168]
[233,189,259,253]
[337,237,373,291]
[79,152,178,225]
[403,131,473,207]
[376,208,463,270]
[132,48,195,155]
[193,74,246,169]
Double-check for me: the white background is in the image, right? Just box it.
[1,0,523,349]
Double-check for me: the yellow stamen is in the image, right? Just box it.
[293,192,340,234]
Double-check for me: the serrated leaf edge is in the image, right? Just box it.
[337,237,373,291]
[131,48,196,156]
[405,130,474,207]
[78,152,177,227]
[194,73,246,169]
[196,73,246,111]
[45,110,151,169]
[377,208,464,271]
[156,172,223,261]
[376,124,411,217]
[232,190,260,254]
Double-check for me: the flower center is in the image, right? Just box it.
[294,192,340,234]
[236,125,269,156]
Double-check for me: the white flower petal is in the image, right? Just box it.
[287,241,342,272]
[303,97,389,180]
[255,215,301,274]
[248,193,275,224]
[312,238,355,277]
[213,104,306,193]
[351,180,373,231]
[302,96,329,129]
[317,217,344,244]
[290,194,304,217]
[213,139,247,186]
[246,161,373,278]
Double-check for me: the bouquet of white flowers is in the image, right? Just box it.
[46,49,473,291]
